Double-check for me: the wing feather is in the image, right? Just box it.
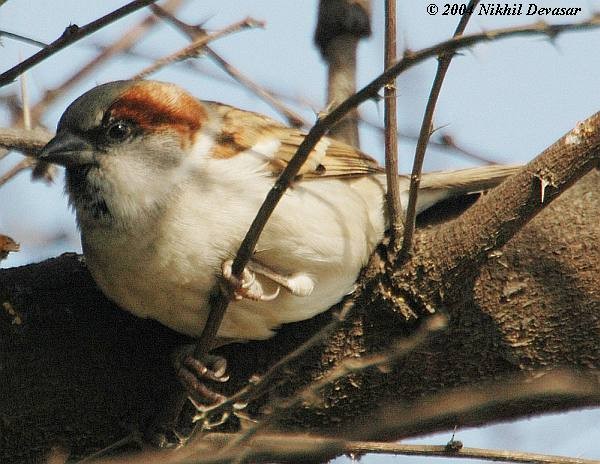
[206,102,383,179]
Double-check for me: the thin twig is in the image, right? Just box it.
[0,127,52,153]
[196,298,358,425]
[217,314,447,461]
[0,0,157,87]
[151,5,307,127]
[439,133,497,164]
[346,440,600,464]
[384,0,403,250]
[0,157,35,186]
[132,17,264,80]
[29,0,183,124]
[0,30,47,47]
[400,0,480,258]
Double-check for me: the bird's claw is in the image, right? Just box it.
[222,259,281,301]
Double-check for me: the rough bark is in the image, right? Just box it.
[0,168,598,463]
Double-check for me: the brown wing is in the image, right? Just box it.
[206,102,383,179]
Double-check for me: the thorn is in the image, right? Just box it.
[540,177,549,203]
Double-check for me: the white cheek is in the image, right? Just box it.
[172,132,215,180]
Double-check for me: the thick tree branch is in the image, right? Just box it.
[408,113,600,301]
[1,170,598,462]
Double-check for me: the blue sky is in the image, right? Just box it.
[1,1,600,462]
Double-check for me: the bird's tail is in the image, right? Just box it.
[404,164,522,214]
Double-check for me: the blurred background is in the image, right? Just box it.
[1,1,599,462]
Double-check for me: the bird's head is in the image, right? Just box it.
[40,80,211,226]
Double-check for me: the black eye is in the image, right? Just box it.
[106,121,131,142]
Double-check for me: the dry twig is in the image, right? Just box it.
[150,5,306,128]
[383,0,403,248]
[0,0,158,87]
[400,0,480,258]
[0,156,36,187]
[132,17,264,80]
[29,0,183,124]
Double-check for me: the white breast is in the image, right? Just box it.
[80,150,387,340]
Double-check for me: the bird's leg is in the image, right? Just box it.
[221,258,315,301]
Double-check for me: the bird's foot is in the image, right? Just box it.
[221,259,280,301]
[221,259,315,301]
[173,346,229,403]
[145,347,231,448]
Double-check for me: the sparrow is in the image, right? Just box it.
[39,80,520,343]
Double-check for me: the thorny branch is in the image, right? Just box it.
[0,0,158,87]
[413,113,600,293]
[400,0,480,258]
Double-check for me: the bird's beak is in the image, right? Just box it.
[38,131,95,167]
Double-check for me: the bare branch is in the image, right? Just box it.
[400,0,480,258]
[131,18,264,80]
[384,0,403,249]
[29,0,183,124]
[151,5,307,128]
[0,127,52,153]
[0,30,47,48]
[0,157,35,187]
[410,113,600,297]
[346,440,600,464]
[0,0,158,87]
